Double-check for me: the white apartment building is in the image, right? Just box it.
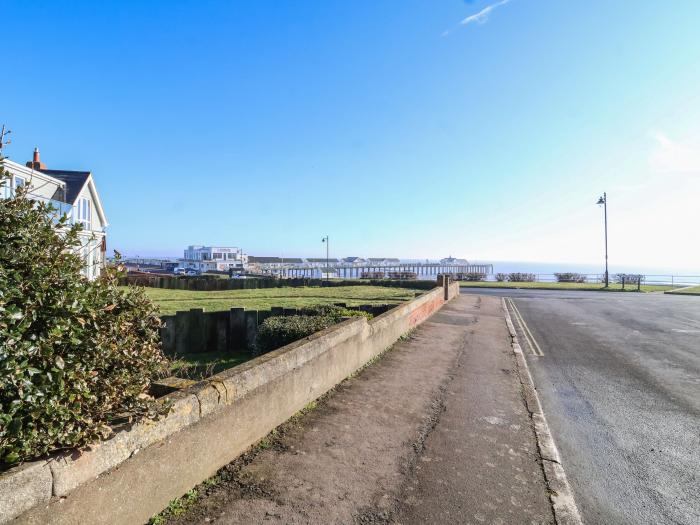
[180,246,248,272]
[1,149,108,279]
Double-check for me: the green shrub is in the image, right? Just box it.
[254,315,337,355]
[495,273,507,282]
[0,169,168,466]
[554,273,587,283]
[302,304,373,321]
[507,272,537,282]
[458,272,486,282]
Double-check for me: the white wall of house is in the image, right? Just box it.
[1,161,64,201]
[1,158,108,280]
[74,182,107,280]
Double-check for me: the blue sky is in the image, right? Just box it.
[3,1,700,270]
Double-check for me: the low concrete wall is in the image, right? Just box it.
[3,283,459,525]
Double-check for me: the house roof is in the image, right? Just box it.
[306,258,339,263]
[342,257,365,262]
[368,257,400,263]
[249,256,304,264]
[249,256,281,263]
[2,158,108,228]
[39,169,90,205]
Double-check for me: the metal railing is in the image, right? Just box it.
[480,273,700,287]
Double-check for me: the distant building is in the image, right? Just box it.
[440,256,469,265]
[122,257,179,272]
[179,246,248,272]
[367,258,400,265]
[305,257,339,267]
[247,256,303,274]
[319,267,338,279]
[1,149,108,279]
[342,257,366,265]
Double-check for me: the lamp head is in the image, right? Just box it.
[596,196,605,205]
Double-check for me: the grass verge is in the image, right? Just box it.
[168,351,253,380]
[122,285,421,315]
[665,285,700,295]
[459,281,674,293]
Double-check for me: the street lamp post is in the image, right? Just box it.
[596,193,609,287]
[321,235,329,285]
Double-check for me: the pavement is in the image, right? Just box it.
[463,287,700,524]
[165,294,557,525]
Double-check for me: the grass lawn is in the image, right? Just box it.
[459,281,674,293]
[127,285,423,315]
[666,285,700,295]
[169,351,253,380]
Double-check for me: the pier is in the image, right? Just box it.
[279,263,494,279]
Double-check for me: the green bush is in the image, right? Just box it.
[458,272,486,282]
[302,304,373,321]
[554,273,587,283]
[507,272,537,282]
[254,315,337,355]
[0,169,168,466]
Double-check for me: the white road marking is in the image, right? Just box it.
[501,298,582,525]
[506,298,545,357]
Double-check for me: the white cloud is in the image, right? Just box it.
[460,0,511,26]
[649,132,700,175]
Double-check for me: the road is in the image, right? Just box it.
[462,287,700,525]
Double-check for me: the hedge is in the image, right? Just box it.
[254,315,338,355]
[0,168,167,466]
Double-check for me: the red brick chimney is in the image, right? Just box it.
[26,147,47,170]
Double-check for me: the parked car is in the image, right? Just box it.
[174,268,200,276]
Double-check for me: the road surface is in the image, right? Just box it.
[462,287,700,524]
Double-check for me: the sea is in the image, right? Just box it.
[391,260,700,285]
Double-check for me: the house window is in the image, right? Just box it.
[14,176,26,192]
[77,198,91,230]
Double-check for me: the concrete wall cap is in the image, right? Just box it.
[213,316,366,403]
[0,460,52,524]
[49,391,199,498]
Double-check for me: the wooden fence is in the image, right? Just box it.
[160,303,394,356]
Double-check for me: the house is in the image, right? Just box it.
[305,257,340,267]
[247,256,304,267]
[342,257,366,265]
[246,256,304,275]
[319,267,338,279]
[367,258,400,265]
[179,246,248,272]
[1,149,108,279]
